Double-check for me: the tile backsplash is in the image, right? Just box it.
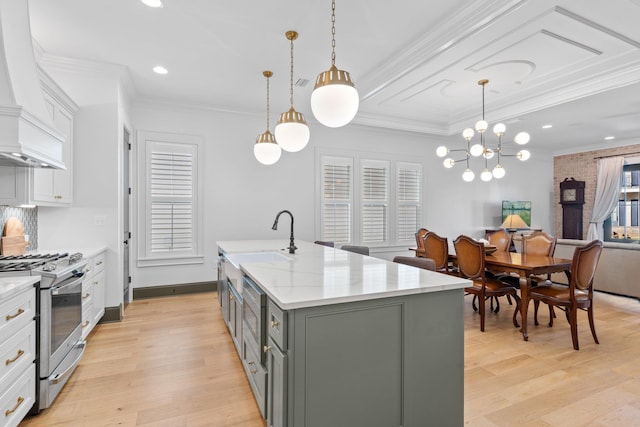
[0,206,38,251]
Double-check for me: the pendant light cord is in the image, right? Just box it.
[331,0,336,66]
[266,75,271,130]
[289,36,295,107]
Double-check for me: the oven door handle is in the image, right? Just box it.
[51,274,85,295]
[51,340,86,384]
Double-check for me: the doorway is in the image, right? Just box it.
[123,126,131,308]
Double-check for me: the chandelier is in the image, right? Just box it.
[311,0,359,128]
[275,30,310,152]
[254,71,282,165]
[436,79,531,182]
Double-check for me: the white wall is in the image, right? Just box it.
[132,101,555,282]
[36,67,125,310]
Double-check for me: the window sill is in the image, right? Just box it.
[137,255,204,268]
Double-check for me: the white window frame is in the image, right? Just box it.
[396,162,422,243]
[319,155,354,245]
[316,148,425,249]
[136,130,204,267]
[361,159,389,245]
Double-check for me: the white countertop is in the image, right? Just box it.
[217,240,469,310]
[0,275,40,300]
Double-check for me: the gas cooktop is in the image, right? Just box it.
[0,252,83,274]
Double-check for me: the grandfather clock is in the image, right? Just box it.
[560,178,585,239]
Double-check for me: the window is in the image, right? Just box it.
[137,131,204,266]
[604,163,640,243]
[361,160,388,244]
[397,163,422,241]
[317,151,423,248]
[320,156,353,244]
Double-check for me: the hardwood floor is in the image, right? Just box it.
[20,291,640,426]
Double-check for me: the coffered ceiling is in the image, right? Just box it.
[28,0,640,153]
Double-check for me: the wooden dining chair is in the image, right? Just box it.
[531,240,603,350]
[414,228,429,257]
[392,256,436,271]
[501,231,558,287]
[422,231,452,273]
[488,229,512,252]
[453,235,520,332]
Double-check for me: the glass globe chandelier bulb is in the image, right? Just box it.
[475,120,488,133]
[517,149,531,161]
[470,143,484,157]
[436,146,449,157]
[492,164,505,178]
[493,123,506,136]
[311,66,359,128]
[462,168,475,182]
[443,158,455,168]
[483,148,494,159]
[480,168,493,182]
[254,139,282,165]
[275,106,309,152]
[462,128,475,140]
[275,121,310,152]
[514,131,530,145]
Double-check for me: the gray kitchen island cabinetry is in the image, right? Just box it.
[216,240,468,427]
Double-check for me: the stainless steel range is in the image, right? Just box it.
[0,252,88,412]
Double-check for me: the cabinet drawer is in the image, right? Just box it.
[243,337,266,417]
[267,300,287,350]
[0,322,35,386]
[81,280,94,310]
[0,287,35,343]
[0,364,35,427]
[242,276,265,314]
[93,252,105,274]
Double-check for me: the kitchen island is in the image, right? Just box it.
[217,240,468,427]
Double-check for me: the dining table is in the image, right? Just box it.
[450,250,572,341]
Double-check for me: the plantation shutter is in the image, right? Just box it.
[148,143,195,254]
[321,157,353,244]
[397,163,422,241]
[362,160,388,244]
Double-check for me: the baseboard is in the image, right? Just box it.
[133,281,217,300]
[100,305,123,323]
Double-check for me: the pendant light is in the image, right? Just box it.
[311,0,359,128]
[254,71,282,165]
[275,31,310,152]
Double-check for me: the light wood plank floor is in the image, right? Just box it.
[20,291,640,427]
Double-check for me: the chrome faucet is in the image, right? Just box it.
[272,210,296,254]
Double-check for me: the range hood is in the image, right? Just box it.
[0,0,65,169]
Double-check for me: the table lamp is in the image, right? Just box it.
[501,214,528,231]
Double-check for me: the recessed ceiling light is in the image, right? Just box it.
[141,0,163,7]
[542,124,552,129]
[153,66,168,75]
[604,136,616,140]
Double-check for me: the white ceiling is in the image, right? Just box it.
[28,0,640,154]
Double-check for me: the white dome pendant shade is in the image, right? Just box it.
[254,71,282,165]
[275,31,310,152]
[311,65,359,127]
[311,0,359,128]
[254,130,281,165]
[275,108,310,152]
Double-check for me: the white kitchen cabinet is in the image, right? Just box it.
[81,250,106,339]
[0,74,76,207]
[0,282,37,427]
[29,82,75,206]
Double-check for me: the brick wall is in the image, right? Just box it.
[553,144,640,238]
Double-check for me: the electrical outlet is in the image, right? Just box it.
[94,215,106,226]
